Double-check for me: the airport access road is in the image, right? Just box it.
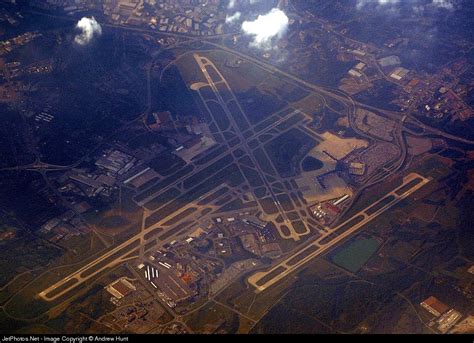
[247,172,430,293]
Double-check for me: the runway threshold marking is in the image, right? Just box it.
[248,173,430,292]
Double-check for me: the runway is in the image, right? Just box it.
[247,172,431,292]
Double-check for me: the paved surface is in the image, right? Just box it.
[247,172,430,292]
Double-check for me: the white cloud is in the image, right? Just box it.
[431,0,455,9]
[228,0,263,9]
[74,17,102,45]
[226,12,241,24]
[356,0,399,10]
[241,8,289,49]
[356,0,457,11]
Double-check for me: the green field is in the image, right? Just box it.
[330,237,380,273]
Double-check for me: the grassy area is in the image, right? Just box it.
[99,216,129,228]
[0,233,62,287]
[4,286,52,321]
[14,324,58,334]
[0,310,28,334]
[253,148,276,176]
[349,156,453,232]
[265,128,317,178]
[148,153,186,177]
[3,243,125,321]
[55,232,106,265]
[45,265,134,333]
[84,187,142,241]
[0,272,35,304]
[342,174,403,221]
[215,271,298,322]
[330,237,380,273]
[184,301,238,333]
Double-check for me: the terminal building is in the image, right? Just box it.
[152,266,196,305]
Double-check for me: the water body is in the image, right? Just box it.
[302,156,324,172]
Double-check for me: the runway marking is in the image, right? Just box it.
[248,173,430,292]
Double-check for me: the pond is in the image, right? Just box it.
[302,156,324,172]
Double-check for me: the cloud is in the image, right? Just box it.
[356,0,399,10]
[431,0,455,9]
[228,0,263,9]
[356,0,457,11]
[241,8,289,49]
[74,17,102,45]
[226,12,241,24]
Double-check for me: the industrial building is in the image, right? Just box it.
[390,67,410,81]
[437,309,463,333]
[105,277,136,300]
[348,69,363,79]
[420,296,449,317]
[140,262,195,305]
[95,149,135,175]
[349,162,366,176]
[468,264,474,275]
[354,62,366,71]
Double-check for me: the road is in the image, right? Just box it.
[33,11,470,305]
[36,47,417,301]
[38,52,320,301]
[247,172,431,292]
[201,41,474,147]
[25,7,474,148]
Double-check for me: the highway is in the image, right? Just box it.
[26,7,474,148]
[247,172,431,293]
[32,17,466,302]
[36,46,411,300]
[202,41,474,147]
[35,48,438,302]
[14,7,471,325]
[11,9,469,185]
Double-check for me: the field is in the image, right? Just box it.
[330,237,380,273]
[184,301,239,333]
[265,128,317,178]
[84,188,143,240]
